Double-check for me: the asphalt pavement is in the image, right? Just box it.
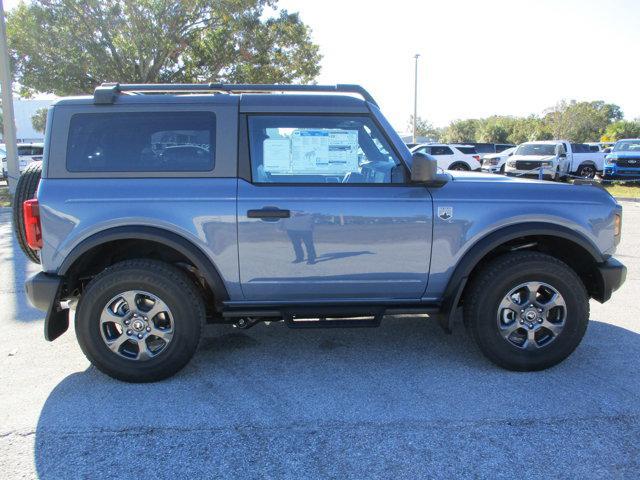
[0,204,639,479]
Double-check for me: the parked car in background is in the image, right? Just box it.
[587,142,615,153]
[410,143,482,171]
[481,146,516,174]
[1,143,44,179]
[603,139,640,181]
[505,141,606,180]
[461,142,516,159]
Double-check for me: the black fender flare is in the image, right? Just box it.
[58,225,230,302]
[439,222,604,331]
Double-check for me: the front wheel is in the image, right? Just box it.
[464,252,589,371]
[75,259,206,382]
[449,162,470,171]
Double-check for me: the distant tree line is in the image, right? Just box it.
[411,100,640,144]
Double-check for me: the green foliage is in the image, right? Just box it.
[408,115,441,141]
[31,107,47,133]
[440,119,479,143]
[543,100,623,143]
[7,0,322,96]
[601,120,640,142]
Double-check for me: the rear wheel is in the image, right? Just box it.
[12,161,42,264]
[577,164,596,179]
[464,252,589,371]
[75,259,205,382]
[449,162,470,171]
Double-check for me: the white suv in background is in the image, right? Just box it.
[410,143,482,171]
[481,146,516,174]
[1,143,45,179]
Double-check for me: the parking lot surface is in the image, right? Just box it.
[0,203,639,479]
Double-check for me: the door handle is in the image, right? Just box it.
[247,207,291,221]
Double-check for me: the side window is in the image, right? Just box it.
[17,146,31,156]
[431,146,453,156]
[248,115,403,184]
[66,111,216,172]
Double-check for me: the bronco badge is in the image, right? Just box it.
[438,206,453,220]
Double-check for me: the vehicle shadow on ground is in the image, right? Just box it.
[33,317,640,479]
[0,209,42,323]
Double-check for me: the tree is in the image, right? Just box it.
[408,115,440,141]
[440,119,479,143]
[31,108,48,133]
[543,100,623,142]
[7,0,322,96]
[601,120,640,142]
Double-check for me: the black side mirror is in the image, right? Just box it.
[411,152,438,182]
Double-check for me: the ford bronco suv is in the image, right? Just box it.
[20,83,626,382]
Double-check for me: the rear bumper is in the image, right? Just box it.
[25,272,70,341]
[595,257,626,303]
[25,272,62,311]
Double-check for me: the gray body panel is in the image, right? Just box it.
[36,92,621,305]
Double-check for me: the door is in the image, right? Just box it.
[237,114,433,301]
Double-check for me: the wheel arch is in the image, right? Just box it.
[58,226,230,305]
[439,222,605,331]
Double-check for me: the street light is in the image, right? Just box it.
[413,54,420,144]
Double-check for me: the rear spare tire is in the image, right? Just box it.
[12,161,42,264]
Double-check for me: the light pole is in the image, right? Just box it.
[412,53,420,144]
[0,0,19,195]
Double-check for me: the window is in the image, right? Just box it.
[455,146,477,154]
[430,146,454,156]
[571,143,590,153]
[472,144,495,154]
[66,111,215,172]
[18,146,43,156]
[248,115,403,184]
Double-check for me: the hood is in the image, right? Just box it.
[509,154,556,162]
[483,152,503,160]
[608,151,640,159]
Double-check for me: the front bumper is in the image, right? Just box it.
[25,272,70,341]
[603,166,640,180]
[595,257,626,303]
[505,169,555,180]
[481,165,500,173]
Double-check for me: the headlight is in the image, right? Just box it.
[507,161,516,167]
[606,157,617,165]
[540,162,551,166]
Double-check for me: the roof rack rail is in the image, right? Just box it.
[93,82,378,106]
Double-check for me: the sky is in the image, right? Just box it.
[278,0,640,132]
[3,0,639,133]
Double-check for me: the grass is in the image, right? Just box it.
[0,185,10,208]
[604,183,640,199]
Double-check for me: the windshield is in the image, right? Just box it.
[515,144,556,156]
[613,140,640,153]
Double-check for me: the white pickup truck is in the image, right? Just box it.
[504,140,606,180]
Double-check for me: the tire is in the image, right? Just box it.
[576,164,596,179]
[75,259,206,382]
[449,162,470,171]
[12,162,42,264]
[499,164,505,174]
[464,251,589,371]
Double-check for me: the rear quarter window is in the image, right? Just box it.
[66,111,216,172]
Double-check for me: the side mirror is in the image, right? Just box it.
[411,152,438,182]
[559,153,567,158]
[603,147,612,153]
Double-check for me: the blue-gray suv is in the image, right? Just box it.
[21,83,626,382]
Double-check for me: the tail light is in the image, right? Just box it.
[473,155,480,161]
[23,199,43,250]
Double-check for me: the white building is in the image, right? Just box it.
[3,97,56,143]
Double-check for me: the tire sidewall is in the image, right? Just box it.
[470,260,588,370]
[76,267,202,381]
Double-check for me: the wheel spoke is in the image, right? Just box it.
[542,320,564,337]
[144,298,170,320]
[136,339,152,361]
[106,334,129,354]
[150,327,173,343]
[120,291,139,312]
[543,293,566,310]
[525,282,542,304]
[524,328,538,350]
[100,308,123,326]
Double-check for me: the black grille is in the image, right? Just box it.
[515,161,542,170]
[616,157,640,167]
